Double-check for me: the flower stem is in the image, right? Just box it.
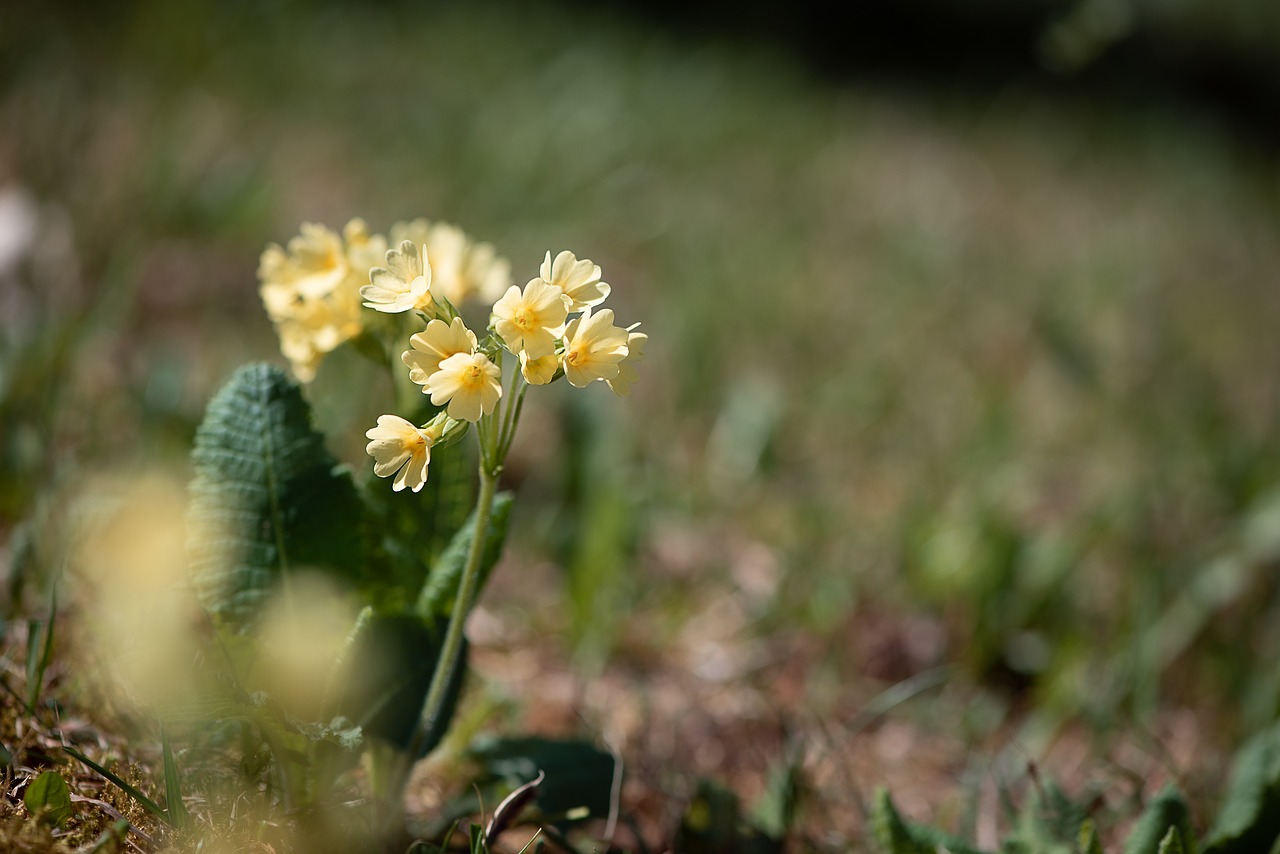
[404,457,499,761]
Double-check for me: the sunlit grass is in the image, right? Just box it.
[5,0,1280,847]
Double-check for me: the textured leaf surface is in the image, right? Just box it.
[188,363,365,627]
[363,439,474,608]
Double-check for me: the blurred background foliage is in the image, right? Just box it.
[3,0,1280,829]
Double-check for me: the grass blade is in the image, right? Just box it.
[64,745,171,826]
[161,726,189,828]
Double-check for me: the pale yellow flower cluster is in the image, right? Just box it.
[363,245,646,491]
[494,250,642,392]
[259,218,510,382]
[258,220,383,382]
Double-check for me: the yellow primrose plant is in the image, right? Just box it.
[173,217,642,848]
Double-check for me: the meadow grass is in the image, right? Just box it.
[4,0,1280,847]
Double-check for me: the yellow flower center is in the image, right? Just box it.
[513,308,534,330]
[464,365,484,383]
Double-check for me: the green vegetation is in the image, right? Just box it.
[4,0,1280,849]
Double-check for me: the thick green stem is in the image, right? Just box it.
[405,460,499,761]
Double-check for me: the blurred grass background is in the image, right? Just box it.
[4,0,1280,836]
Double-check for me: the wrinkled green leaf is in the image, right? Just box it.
[416,492,513,624]
[187,363,365,627]
[24,770,72,827]
[364,437,474,607]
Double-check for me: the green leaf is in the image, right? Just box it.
[871,788,932,854]
[751,753,801,841]
[364,437,474,606]
[415,492,513,624]
[1159,827,1186,854]
[1123,786,1193,854]
[870,786,990,854]
[338,611,467,756]
[674,779,779,854]
[187,363,366,628]
[24,770,72,827]
[1003,779,1079,854]
[1079,819,1104,854]
[161,726,189,829]
[470,736,617,822]
[25,587,56,711]
[1203,722,1280,854]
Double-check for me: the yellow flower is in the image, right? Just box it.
[343,218,388,283]
[361,240,436,314]
[284,222,351,300]
[464,241,513,306]
[540,250,610,312]
[607,326,647,397]
[492,278,567,359]
[259,219,379,382]
[562,307,629,388]
[365,414,436,492]
[275,300,359,383]
[519,351,560,385]
[426,352,502,422]
[403,317,478,389]
[390,219,511,307]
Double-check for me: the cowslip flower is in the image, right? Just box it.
[365,414,439,493]
[403,317,478,389]
[463,241,512,306]
[540,250,610,312]
[259,219,378,382]
[491,278,567,359]
[562,307,629,388]
[519,351,560,385]
[281,222,352,300]
[391,218,511,307]
[361,241,436,314]
[426,352,502,422]
[607,325,647,397]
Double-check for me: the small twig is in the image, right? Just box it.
[69,793,156,847]
[603,739,624,845]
